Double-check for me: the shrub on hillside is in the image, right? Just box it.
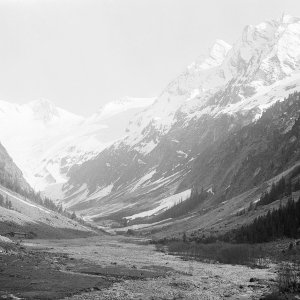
[218,244,251,264]
[277,260,300,293]
[158,241,266,266]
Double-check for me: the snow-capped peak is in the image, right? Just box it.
[188,39,231,71]
[280,13,300,24]
[121,14,300,152]
[206,39,232,66]
[91,97,156,121]
[24,98,83,125]
[26,99,59,122]
[239,13,300,46]
[27,98,55,108]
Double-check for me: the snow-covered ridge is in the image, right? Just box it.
[121,39,233,152]
[120,14,300,154]
[188,39,232,71]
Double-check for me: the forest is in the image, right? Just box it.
[0,173,81,223]
[228,197,300,243]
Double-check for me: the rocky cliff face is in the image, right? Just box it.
[0,142,31,193]
[180,91,300,200]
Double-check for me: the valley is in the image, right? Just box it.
[1,10,300,300]
[0,235,276,300]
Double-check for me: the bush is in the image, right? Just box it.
[228,197,300,243]
[218,244,251,264]
[0,240,18,253]
[159,241,266,266]
[261,293,285,300]
[27,231,37,239]
[126,229,135,235]
[277,261,300,293]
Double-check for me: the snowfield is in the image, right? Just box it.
[130,170,156,192]
[126,189,191,220]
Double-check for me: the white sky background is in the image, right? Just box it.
[0,0,299,116]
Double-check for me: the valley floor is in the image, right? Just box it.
[1,235,276,300]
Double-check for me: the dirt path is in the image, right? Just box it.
[22,235,275,300]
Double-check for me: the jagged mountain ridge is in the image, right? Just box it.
[62,14,300,221]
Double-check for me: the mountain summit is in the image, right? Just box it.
[27,99,60,122]
[189,39,232,71]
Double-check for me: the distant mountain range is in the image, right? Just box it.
[0,97,155,192]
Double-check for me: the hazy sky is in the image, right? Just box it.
[0,0,300,116]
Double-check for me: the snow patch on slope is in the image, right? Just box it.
[131,170,156,192]
[83,184,114,202]
[126,189,191,220]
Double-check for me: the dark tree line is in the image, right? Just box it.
[228,197,300,243]
[156,188,212,220]
[28,195,82,222]
[227,167,300,243]
[187,168,300,244]
[257,167,300,207]
[258,177,288,206]
[0,173,83,223]
[128,187,213,226]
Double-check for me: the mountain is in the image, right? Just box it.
[180,90,300,205]
[60,14,300,224]
[0,141,31,193]
[0,97,155,194]
[0,98,83,191]
[0,140,95,238]
[130,91,300,238]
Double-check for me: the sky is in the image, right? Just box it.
[0,0,300,116]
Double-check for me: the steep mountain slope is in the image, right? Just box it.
[0,97,155,193]
[0,141,95,238]
[62,15,300,222]
[130,92,300,237]
[180,91,300,202]
[0,141,31,193]
[0,185,95,239]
